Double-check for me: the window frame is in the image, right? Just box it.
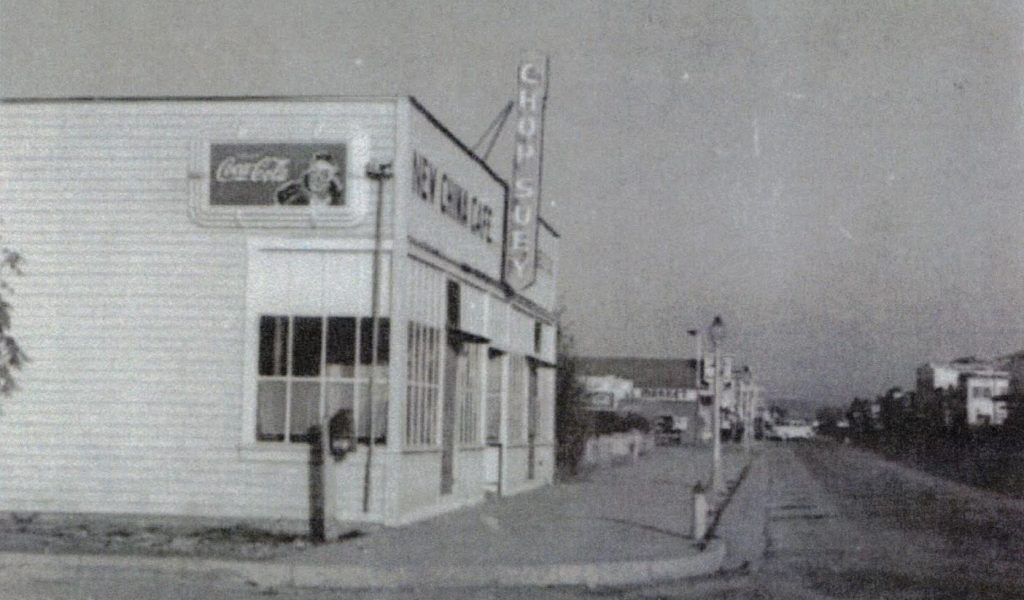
[405,321,443,448]
[254,313,390,445]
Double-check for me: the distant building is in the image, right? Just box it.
[734,374,765,430]
[961,371,1010,426]
[575,357,705,442]
[995,350,1024,397]
[916,359,1011,427]
[580,375,634,411]
[575,356,762,442]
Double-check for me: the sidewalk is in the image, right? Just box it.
[1,444,757,590]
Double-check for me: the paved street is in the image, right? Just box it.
[616,441,1024,600]
[6,441,1024,599]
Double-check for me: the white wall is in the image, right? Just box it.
[0,99,399,521]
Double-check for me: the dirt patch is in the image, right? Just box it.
[0,514,366,560]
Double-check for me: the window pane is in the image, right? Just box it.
[357,382,389,443]
[289,381,320,441]
[356,383,370,439]
[326,382,356,442]
[375,383,388,442]
[326,317,356,378]
[360,317,390,365]
[325,381,355,413]
[257,381,287,441]
[425,329,437,384]
[258,316,289,376]
[292,317,322,377]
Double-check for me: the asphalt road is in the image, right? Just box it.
[5,442,1024,599]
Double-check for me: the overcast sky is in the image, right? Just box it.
[2,1,1022,406]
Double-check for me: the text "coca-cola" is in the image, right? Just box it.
[215,156,291,183]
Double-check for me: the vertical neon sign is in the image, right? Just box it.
[504,52,549,291]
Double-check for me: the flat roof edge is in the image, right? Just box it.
[0,94,406,104]
[0,94,563,235]
[407,96,508,190]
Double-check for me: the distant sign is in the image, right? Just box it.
[637,388,696,401]
[210,143,346,207]
[504,52,549,291]
[585,392,615,410]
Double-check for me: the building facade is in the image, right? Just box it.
[916,360,1010,427]
[0,96,559,526]
[580,375,634,411]
[961,372,1010,426]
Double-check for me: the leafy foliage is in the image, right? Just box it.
[554,319,590,479]
[0,237,26,395]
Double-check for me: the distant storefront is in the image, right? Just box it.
[576,357,706,443]
[0,96,559,526]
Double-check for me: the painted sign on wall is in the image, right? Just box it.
[412,151,496,244]
[504,52,549,291]
[585,392,615,410]
[210,143,347,207]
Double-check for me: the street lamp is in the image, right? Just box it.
[708,316,725,492]
[686,329,702,387]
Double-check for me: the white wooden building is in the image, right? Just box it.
[0,96,559,526]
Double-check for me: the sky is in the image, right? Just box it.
[1,1,1022,406]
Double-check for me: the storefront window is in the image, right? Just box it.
[406,321,441,447]
[257,315,389,444]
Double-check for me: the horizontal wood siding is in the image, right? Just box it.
[0,100,397,520]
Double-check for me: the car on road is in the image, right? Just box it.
[766,419,815,441]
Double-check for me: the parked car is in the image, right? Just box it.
[766,419,815,441]
[654,415,683,445]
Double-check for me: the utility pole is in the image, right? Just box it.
[363,160,393,514]
[742,366,753,453]
[708,316,725,493]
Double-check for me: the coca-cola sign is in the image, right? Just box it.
[209,143,347,207]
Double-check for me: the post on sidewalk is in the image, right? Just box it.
[692,481,708,540]
[692,479,708,540]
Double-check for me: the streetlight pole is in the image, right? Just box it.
[708,316,725,493]
[363,160,393,515]
[742,366,753,454]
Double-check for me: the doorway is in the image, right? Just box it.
[441,333,465,495]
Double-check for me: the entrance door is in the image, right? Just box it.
[441,334,463,495]
[527,362,538,480]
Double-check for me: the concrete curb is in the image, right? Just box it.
[713,450,770,573]
[0,540,726,590]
